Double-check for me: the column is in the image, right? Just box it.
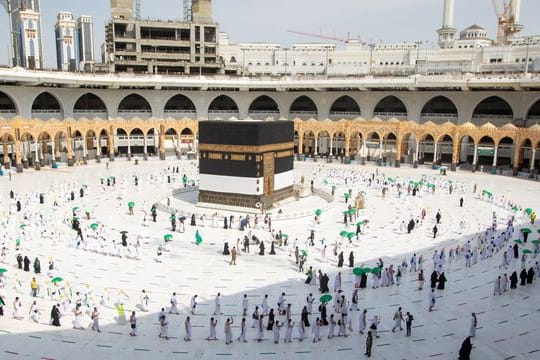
[34,139,40,169]
[451,140,459,171]
[143,134,148,160]
[314,136,318,156]
[329,137,333,157]
[379,139,383,160]
[82,137,88,163]
[395,139,402,168]
[95,136,101,162]
[344,135,350,159]
[530,149,536,171]
[54,139,60,161]
[297,134,303,156]
[414,141,419,168]
[2,143,9,168]
[361,141,366,165]
[127,135,132,160]
[14,140,22,173]
[108,133,115,161]
[492,146,498,167]
[159,132,165,160]
[66,136,74,167]
[472,144,478,167]
[433,142,438,163]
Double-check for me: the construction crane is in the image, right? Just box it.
[491,0,522,45]
[287,29,362,44]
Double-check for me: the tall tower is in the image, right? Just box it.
[192,0,212,23]
[9,0,44,69]
[111,0,133,20]
[77,15,95,69]
[55,11,77,71]
[437,0,457,49]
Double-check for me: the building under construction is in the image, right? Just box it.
[105,0,221,74]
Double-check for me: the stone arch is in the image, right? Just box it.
[476,135,496,167]
[517,138,534,170]
[290,96,318,120]
[420,96,458,124]
[0,91,18,117]
[329,96,361,120]
[316,130,331,155]
[164,94,197,119]
[373,96,408,119]
[364,131,381,162]
[32,92,63,120]
[248,95,280,120]
[496,136,515,167]
[1,133,16,168]
[526,98,540,123]
[400,132,419,165]
[472,96,513,126]
[208,95,239,120]
[331,131,346,156]
[73,93,108,119]
[118,94,152,118]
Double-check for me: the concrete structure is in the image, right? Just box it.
[192,0,212,24]
[55,11,78,72]
[110,0,132,20]
[104,16,220,74]
[77,15,95,71]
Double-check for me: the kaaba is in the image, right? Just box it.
[198,121,295,209]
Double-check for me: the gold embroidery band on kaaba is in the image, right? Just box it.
[198,142,294,153]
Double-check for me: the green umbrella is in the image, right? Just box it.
[323,179,329,185]
[72,207,79,212]
[332,185,337,190]
[164,234,173,241]
[51,277,63,283]
[482,190,492,197]
[371,267,382,274]
[90,223,99,230]
[315,209,322,216]
[348,208,357,215]
[521,228,532,234]
[339,230,349,237]
[525,208,533,215]
[347,232,355,239]
[512,206,519,212]
[531,240,540,244]
[195,231,203,245]
[281,234,289,239]
[387,178,395,183]
[72,217,79,221]
[128,202,135,209]
[15,238,20,247]
[353,267,369,276]
[19,224,27,229]
[514,239,522,244]
[0,268,7,274]
[344,193,350,199]
[301,250,308,257]
[320,294,332,303]
[522,249,532,254]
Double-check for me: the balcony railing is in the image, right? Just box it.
[373,112,407,119]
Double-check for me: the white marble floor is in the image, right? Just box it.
[0,158,539,360]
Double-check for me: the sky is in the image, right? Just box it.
[1,0,540,68]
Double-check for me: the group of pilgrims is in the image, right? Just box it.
[0,160,539,360]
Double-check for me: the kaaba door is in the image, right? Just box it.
[263,152,275,196]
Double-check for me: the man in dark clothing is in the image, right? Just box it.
[527,267,535,284]
[458,337,473,360]
[430,271,438,289]
[520,268,527,286]
[405,312,413,336]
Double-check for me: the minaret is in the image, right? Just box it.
[437,0,457,49]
